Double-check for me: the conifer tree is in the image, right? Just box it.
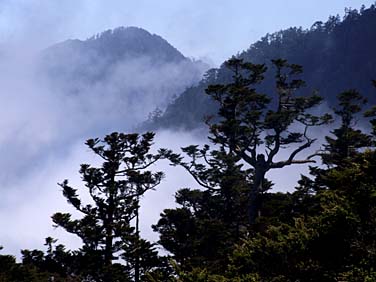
[322,90,372,167]
[157,146,251,271]
[204,58,332,223]
[52,132,166,281]
[364,80,376,137]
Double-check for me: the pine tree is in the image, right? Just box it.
[364,80,376,137]
[322,90,372,167]
[204,58,331,223]
[52,132,166,281]
[156,145,251,272]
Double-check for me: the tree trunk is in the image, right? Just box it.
[105,182,116,267]
[105,210,114,266]
[135,200,140,282]
[249,169,265,224]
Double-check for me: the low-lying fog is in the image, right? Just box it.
[2,0,369,258]
[0,41,331,258]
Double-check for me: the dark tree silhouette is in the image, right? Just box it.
[204,58,331,223]
[52,132,167,281]
[322,90,372,167]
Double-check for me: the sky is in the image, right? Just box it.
[0,0,374,258]
[0,0,374,65]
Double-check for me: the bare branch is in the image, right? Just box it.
[267,130,281,164]
[270,138,316,169]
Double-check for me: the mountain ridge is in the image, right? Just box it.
[144,4,376,131]
[44,27,188,65]
[38,26,208,129]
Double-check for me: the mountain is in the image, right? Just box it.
[145,4,376,130]
[38,26,208,129]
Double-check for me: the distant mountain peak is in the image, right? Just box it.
[38,26,208,128]
[44,26,189,66]
[81,26,186,63]
[89,26,154,40]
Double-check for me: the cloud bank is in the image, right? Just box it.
[0,29,205,256]
[0,0,370,258]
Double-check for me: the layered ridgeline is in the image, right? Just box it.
[145,5,376,130]
[39,27,207,129]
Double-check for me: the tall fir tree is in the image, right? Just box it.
[52,132,166,281]
[156,146,251,272]
[204,58,331,223]
[322,90,372,167]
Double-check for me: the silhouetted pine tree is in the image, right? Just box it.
[205,58,331,223]
[52,132,167,281]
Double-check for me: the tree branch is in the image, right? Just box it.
[270,139,316,169]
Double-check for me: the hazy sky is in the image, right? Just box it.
[0,0,374,64]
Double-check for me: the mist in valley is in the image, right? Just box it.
[0,0,374,265]
[0,31,208,257]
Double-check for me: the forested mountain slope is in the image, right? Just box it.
[146,5,376,130]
